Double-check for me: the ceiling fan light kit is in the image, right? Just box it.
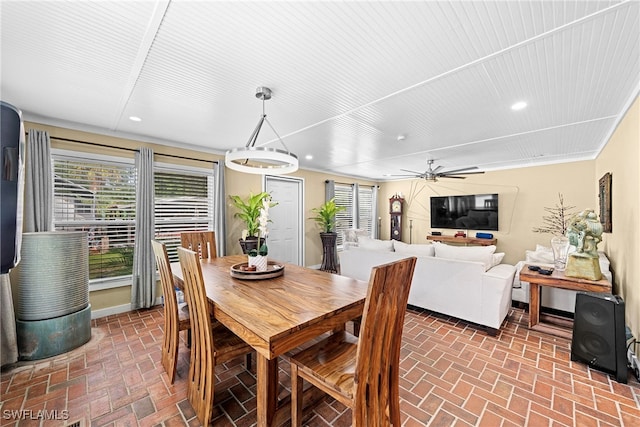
[224,87,299,175]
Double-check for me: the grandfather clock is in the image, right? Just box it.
[389,196,404,241]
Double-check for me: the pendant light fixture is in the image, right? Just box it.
[225,87,298,175]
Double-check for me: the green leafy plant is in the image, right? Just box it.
[229,192,277,238]
[310,198,346,233]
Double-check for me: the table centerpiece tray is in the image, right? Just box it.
[230,261,284,280]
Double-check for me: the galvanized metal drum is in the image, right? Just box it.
[16,231,89,321]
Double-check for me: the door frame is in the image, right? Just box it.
[263,175,305,266]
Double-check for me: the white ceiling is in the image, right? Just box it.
[1,0,638,180]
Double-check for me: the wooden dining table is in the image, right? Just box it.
[170,255,369,427]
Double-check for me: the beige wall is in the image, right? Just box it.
[595,97,640,338]
[379,160,596,266]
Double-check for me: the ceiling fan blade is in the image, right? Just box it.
[440,170,485,176]
[431,165,443,173]
[439,166,479,175]
[438,175,467,179]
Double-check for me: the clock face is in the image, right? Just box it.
[391,200,402,213]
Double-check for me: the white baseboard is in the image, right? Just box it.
[90,297,163,319]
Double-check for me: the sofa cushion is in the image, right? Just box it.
[492,252,505,268]
[394,241,435,257]
[433,242,496,271]
[358,236,394,251]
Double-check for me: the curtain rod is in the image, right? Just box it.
[47,135,218,164]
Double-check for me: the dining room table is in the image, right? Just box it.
[170,254,369,427]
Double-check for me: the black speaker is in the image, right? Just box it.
[571,292,627,383]
[1,101,23,274]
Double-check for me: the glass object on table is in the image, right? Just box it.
[551,236,570,271]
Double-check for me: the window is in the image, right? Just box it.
[154,165,214,262]
[53,152,216,285]
[333,183,375,247]
[53,152,136,282]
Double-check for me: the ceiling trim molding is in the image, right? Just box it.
[110,0,171,130]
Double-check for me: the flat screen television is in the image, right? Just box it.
[430,193,499,231]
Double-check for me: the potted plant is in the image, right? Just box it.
[229,192,277,254]
[310,198,345,273]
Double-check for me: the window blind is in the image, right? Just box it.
[53,156,136,280]
[154,168,214,262]
[334,184,354,247]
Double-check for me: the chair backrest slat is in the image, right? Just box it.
[181,231,217,259]
[177,247,215,425]
[354,256,417,426]
[151,240,181,383]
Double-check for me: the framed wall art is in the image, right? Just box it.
[599,172,612,233]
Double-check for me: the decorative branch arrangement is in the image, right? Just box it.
[532,193,577,236]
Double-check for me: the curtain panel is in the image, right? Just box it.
[24,129,53,232]
[213,162,226,256]
[131,148,155,309]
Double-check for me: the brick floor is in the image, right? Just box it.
[1,306,639,426]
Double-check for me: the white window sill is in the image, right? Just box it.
[89,276,132,291]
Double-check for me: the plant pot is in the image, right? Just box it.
[239,237,265,255]
[319,232,339,273]
[248,255,268,272]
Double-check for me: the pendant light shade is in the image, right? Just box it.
[225,87,298,175]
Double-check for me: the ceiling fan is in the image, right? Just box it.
[393,159,484,182]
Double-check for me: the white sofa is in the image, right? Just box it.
[339,239,516,334]
[512,245,612,313]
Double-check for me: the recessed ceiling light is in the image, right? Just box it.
[305,154,313,160]
[397,135,406,142]
[511,101,527,111]
[129,116,142,122]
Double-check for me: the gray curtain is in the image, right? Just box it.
[131,148,155,309]
[325,179,335,202]
[353,183,360,229]
[213,162,226,256]
[24,129,53,232]
[372,185,379,239]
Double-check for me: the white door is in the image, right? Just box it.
[264,176,304,265]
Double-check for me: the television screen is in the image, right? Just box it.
[430,194,499,231]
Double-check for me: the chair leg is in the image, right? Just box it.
[186,329,192,348]
[290,364,303,427]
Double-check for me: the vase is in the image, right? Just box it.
[239,237,265,254]
[551,235,570,271]
[248,255,268,272]
[319,232,339,273]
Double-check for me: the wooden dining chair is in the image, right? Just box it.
[151,240,191,384]
[289,256,417,427]
[181,231,216,259]
[177,247,254,425]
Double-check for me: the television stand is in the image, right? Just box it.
[427,235,497,246]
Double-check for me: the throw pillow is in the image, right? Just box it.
[342,229,359,244]
[393,241,435,257]
[492,252,505,268]
[433,242,497,271]
[358,236,395,252]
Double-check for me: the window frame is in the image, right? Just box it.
[52,149,136,291]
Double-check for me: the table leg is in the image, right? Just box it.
[256,354,278,427]
[529,282,541,328]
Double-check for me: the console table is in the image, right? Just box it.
[519,265,611,339]
[426,235,497,246]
